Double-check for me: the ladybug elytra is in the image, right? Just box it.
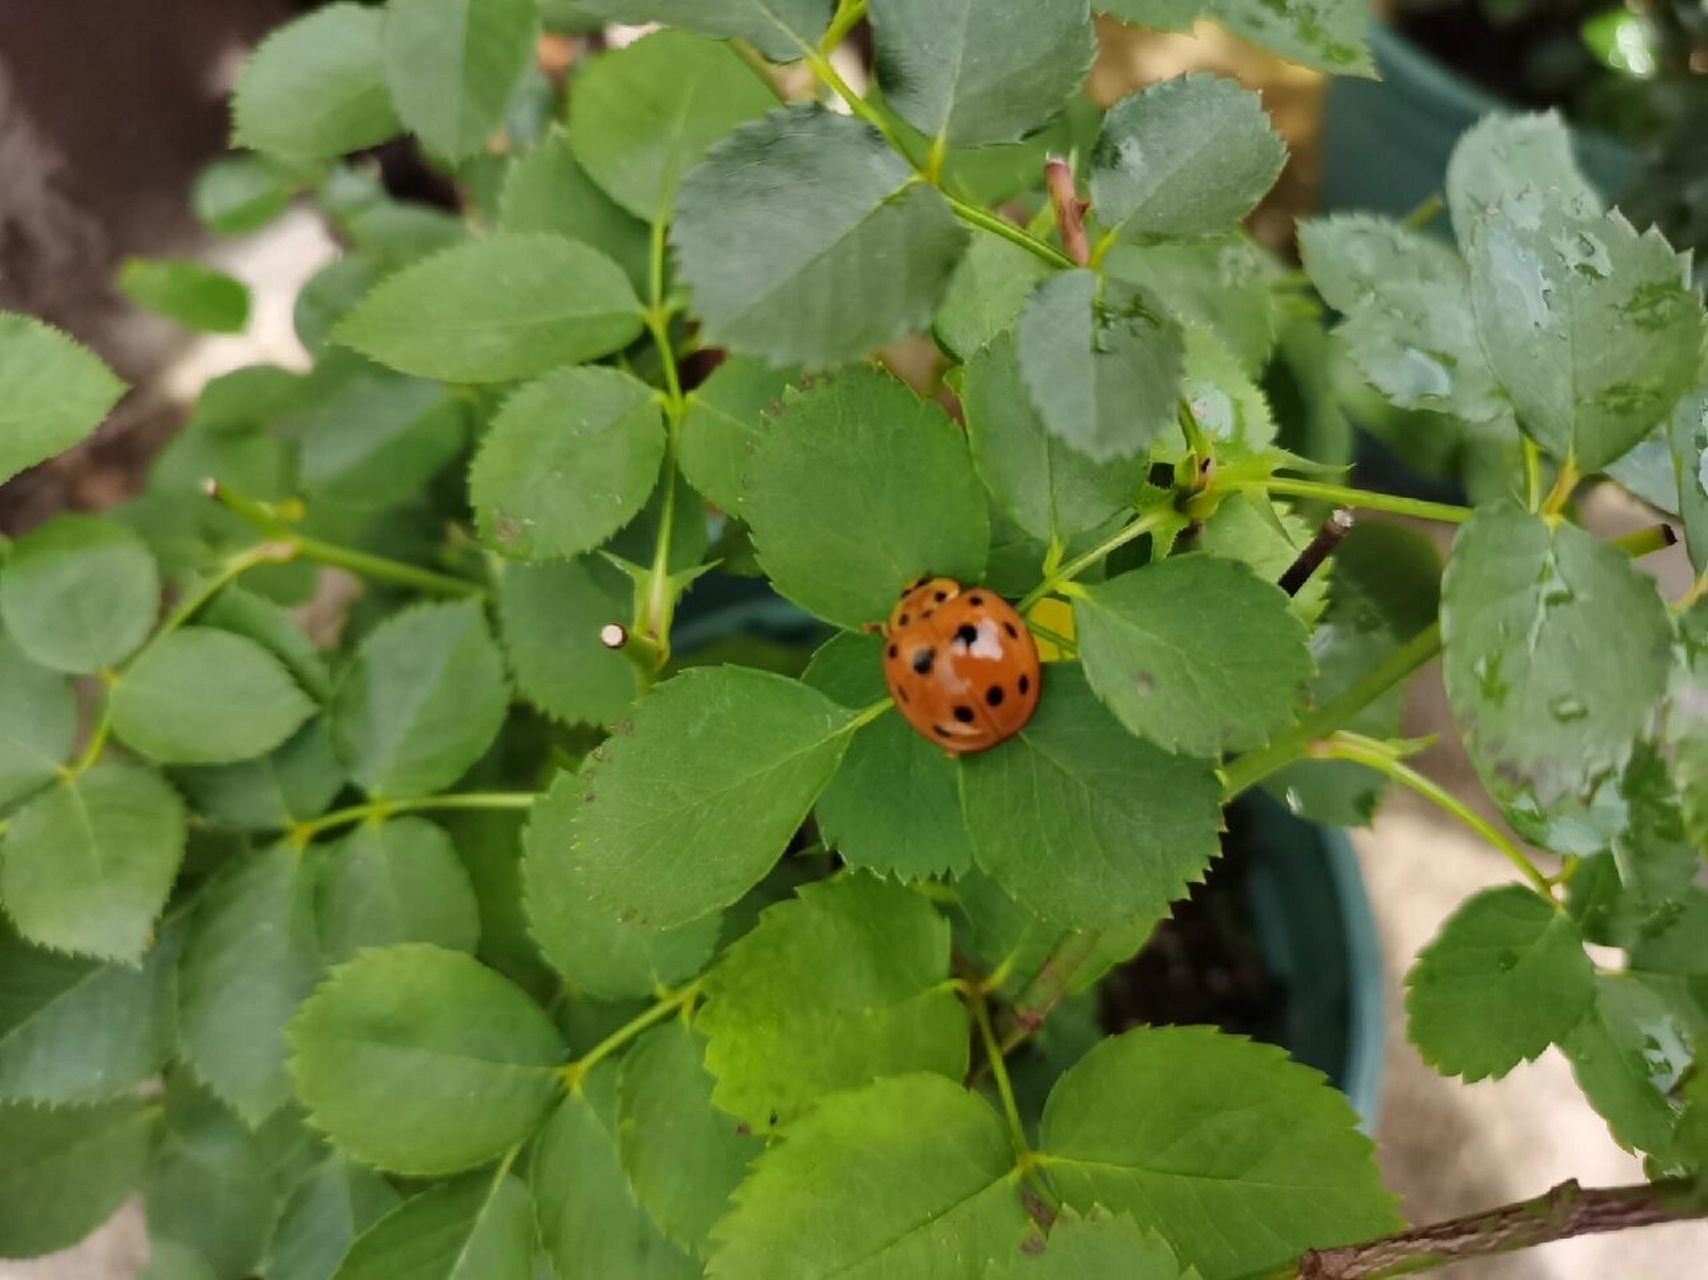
[880,576,1040,754]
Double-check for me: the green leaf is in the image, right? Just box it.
[934,230,1055,363]
[498,558,638,727]
[288,944,564,1175]
[498,126,650,291]
[1666,380,1708,574]
[1103,236,1278,375]
[1201,0,1372,77]
[0,920,177,1104]
[707,1073,1029,1279]
[801,632,976,880]
[673,104,968,366]
[334,234,643,382]
[112,628,315,766]
[332,1170,535,1280]
[297,371,466,510]
[0,314,126,485]
[0,632,75,809]
[1039,1027,1399,1280]
[962,332,1143,545]
[1405,886,1595,1081]
[0,1098,153,1259]
[177,845,321,1125]
[960,664,1221,929]
[570,0,830,64]
[618,1021,761,1252]
[745,369,988,629]
[1196,493,1330,624]
[118,259,249,334]
[1445,111,1599,249]
[678,356,798,513]
[192,154,299,236]
[174,721,343,833]
[993,1208,1186,1278]
[869,0,1093,146]
[540,666,855,930]
[699,874,967,1132]
[316,818,481,963]
[0,514,158,674]
[1018,270,1184,463]
[0,764,185,964]
[1441,502,1674,808]
[530,1082,699,1280]
[331,601,509,799]
[1178,325,1275,449]
[1562,973,1695,1157]
[470,366,665,560]
[1298,214,1465,315]
[523,771,721,998]
[232,4,401,164]
[265,1154,401,1280]
[383,0,539,161]
[1075,555,1312,756]
[1468,189,1706,471]
[1091,75,1284,241]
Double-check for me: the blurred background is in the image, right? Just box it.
[1,3,1704,1276]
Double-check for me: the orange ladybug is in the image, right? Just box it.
[880,577,1041,754]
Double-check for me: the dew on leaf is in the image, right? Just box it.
[1547,696,1588,723]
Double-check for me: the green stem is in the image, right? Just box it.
[1220,622,1443,799]
[1403,193,1445,231]
[560,982,702,1089]
[1542,456,1580,516]
[289,792,540,845]
[1018,509,1172,613]
[1607,524,1678,559]
[942,192,1076,270]
[1522,438,1544,511]
[1677,566,1708,612]
[819,0,868,52]
[1232,477,1473,525]
[967,983,1028,1160]
[996,930,1102,1056]
[639,209,688,665]
[1314,732,1555,899]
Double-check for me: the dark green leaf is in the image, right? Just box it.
[498,126,650,290]
[288,944,564,1175]
[174,721,343,835]
[934,230,1055,363]
[0,1098,153,1259]
[0,764,185,964]
[232,4,401,164]
[960,664,1221,928]
[331,601,509,799]
[1562,974,1695,1157]
[0,314,126,485]
[706,1074,1029,1279]
[265,1154,401,1280]
[331,1170,535,1280]
[204,586,332,701]
[745,368,988,629]
[316,817,480,963]
[1017,270,1183,463]
[570,0,830,63]
[471,366,665,560]
[1297,214,1464,316]
[1201,0,1373,77]
[384,0,539,161]
[335,234,643,382]
[1445,112,1598,249]
[678,356,797,513]
[673,104,968,366]
[498,558,638,727]
[1667,381,1708,574]
[0,631,76,809]
[192,154,299,236]
[0,514,158,674]
[297,371,466,510]
[1039,1026,1399,1280]
[1103,236,1278,374]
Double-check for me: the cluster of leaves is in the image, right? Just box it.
[0,1,1704,1278]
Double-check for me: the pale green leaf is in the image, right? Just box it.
[192,154,299,237]
[523,771,721,998]
[498,557,638,727]
[0,514,158,674]
[331,601,509,799]
[384,0,539,161]
[0,632,76,809]
[993,1208,1186,1278]
[1178,324,1275,448]
[673,104,968,366]
[204,584,331,699]
[297,370,466,510]
[288,944,564,1175]
[959,664,1221,929]
[0,1098,153,1259]
[801,632,975,881]
[700,874,967,1131]
[1097,1,1200,32]
[1666,380,1708,574]
[744,368,988,629]
[1297,214,1465,316]
[334,234,643,382]
[1103,236,1278,374]
[0,314,126,486]
[542,666,855,930]
[1202,0,1372,77]
[933,229,1054,363]
[119,259,250,334]
[707,1074,1029,1279]
[332,1170,535,1280]
[1039,1027,1399,1280]
[470,366,664,560]
[1563,973,1695,1157]
[1075,555,1312,756]
[0,764,185,964]
[316,818,480,963]
[112,628,315,765]
[1090,74,1284,241]
[232,4,401,164]
[177,844,321,1125]
[569,0,830,63]
[1445,111,1599,250]
[498,126,649,291]
[1018,269,1183,463]
[678,356,798,513]
[265,1155,401,1280]
[1442,502,1674,808]
[174,719,344,833]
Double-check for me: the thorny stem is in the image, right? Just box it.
[1018,508,1173,613]
[288,792,540,845]
[1289,1178,1707,1279]
[1231,476,1473,525]
[559,982,702,1090]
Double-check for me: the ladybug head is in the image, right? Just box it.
[887,576,962,632]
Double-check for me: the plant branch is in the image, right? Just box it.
[1230,477,1473,525]
[1044,156,1089,267]
[288,792,540,845]
[819,0,868,53]
[1607,523,1678,559]
[941,192,1076,269]
[966,983,1029,1160]
[1278,509,1354,597]
[1018,508,1173,613]
[560,982,702,1090]
[994,930,1102,1056]
[1291,1178,1707,1279]
[639,208,688,665]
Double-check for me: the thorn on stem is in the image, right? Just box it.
[1279,508,1354,598]
[1044,155,1090,267]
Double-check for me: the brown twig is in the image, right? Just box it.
[1278,508,1354,597]
[1044,156,1089,267]
[1294,1178,1707,1279]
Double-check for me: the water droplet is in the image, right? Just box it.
[1548,695,1588,723]
[1495,948,1520,973]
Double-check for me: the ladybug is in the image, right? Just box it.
[880,576,1041,754]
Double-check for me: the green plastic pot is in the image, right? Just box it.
[674,575,1387,1125]
[1319,23,1639,224]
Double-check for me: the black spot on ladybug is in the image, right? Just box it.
[986,685,1005,707]
[1003,621,1019,639]
[953,705,974,723]
[887,643,897,658]
[913,574,930,588]
[934,590,948,602]
[899,612,910,625]
[1018,673,1031,695]
[934,725,952,738]
[953,623,977,648]
[911,648,933,674]
[969,594,984,606]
